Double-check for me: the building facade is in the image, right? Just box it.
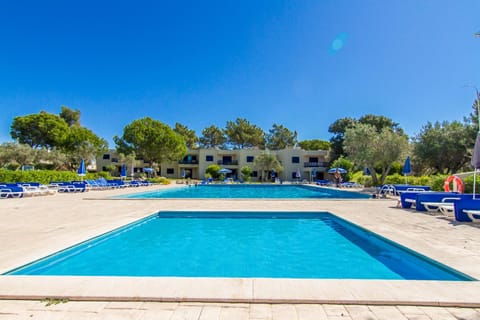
[96,148,329,182]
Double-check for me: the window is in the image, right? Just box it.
[206,155,214,161]
[252,171,258,177]
[102,154,110,160]
[292,156,300,163]
[166,168,174,174]
[102,166,107,171]
[246,156,254,163]
[111,158,118,163]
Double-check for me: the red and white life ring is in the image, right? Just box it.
[444,175,464,193]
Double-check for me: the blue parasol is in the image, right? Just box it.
[77,159,86,180]
[120,164,127,179]
[402,156,411,184]
[328,167,347,174]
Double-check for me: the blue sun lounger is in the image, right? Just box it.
[452,198,480,222]
[0,184,24,198]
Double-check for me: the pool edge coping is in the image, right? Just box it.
[0,276,479,307]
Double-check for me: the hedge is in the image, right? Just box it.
[0,169,112,185]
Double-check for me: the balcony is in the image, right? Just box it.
[217,160,239,166]
[304,161,328,168]
[178,160,199,165]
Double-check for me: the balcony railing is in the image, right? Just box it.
[217,160,239,166]
[304,161,328,168]
[178,160,199,165]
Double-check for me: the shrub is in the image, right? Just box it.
[0,169,112,185]
[205,164,221,179]
[240,166,252,182]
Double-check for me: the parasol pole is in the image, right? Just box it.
[475,88,480,199]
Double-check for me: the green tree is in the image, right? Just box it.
[328,117,357,160]
[298,139,330,150]
[253,151,283,182]
[328,114,404,161]
[224,118,265,149]
[0,143,36,170]
[205,164,221,179]
[240,166,253,182]
[37,148,67,170]
[265,124,297,150]
[61,126,108,169]
[114,117,187,167]
[10,111,69,149]
[344,123,408,185]
[199,125,227,148]
[174,122,198,149]
[330,156,354,181]
[413,121,473,174]
[59,106,81,127]
[358,114,403,134]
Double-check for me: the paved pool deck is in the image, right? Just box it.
[0,184,480,318]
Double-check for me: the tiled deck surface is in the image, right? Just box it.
[1,184,480,319]
[1,300,480,319]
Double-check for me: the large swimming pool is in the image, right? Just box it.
[6,211,472,280]
[117,184,371,199]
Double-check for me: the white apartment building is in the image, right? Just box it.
[96,148,329,182]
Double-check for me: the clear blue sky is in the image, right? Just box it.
[1,1,479,146]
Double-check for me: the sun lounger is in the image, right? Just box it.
[438,204,455,218]
[414,192,464,212]
[392,184,430,195]
[18,182,56,196]
[421,197,461,214]
[316,180,332,186]
[51,181,87,193]
[451,197,480,222]
[463,210,480,223]
[0,184,24,198]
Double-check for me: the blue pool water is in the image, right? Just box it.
[117,184,371,199]
[7,211,472,280]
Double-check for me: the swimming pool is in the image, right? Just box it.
[117,184,371,199]
[6,211,472,280]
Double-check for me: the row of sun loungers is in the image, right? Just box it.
[0,182,57,198]
[399,189,480,222]
[315,180,363,188]
[1,179,151,198]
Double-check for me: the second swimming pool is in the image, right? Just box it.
[116,184,371,199]
[6,211,472,280]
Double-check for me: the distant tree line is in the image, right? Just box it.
[2,92,479,185]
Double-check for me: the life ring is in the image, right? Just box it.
[444,175,464,193]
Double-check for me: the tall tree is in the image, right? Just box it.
[10,112,69,149]
[59,106,81,127]
[224,118,265,149]
[343,123,408,185]
[253,151,283,182]
[358,114,403,134]
[329,114,404,161]
[61,126,108,169]
[0,143,36,170]
[298,139,330,151]
[265,124,297,150]
[174,122,198,149]
[199,125,227,148]
[114,117,187,166]
[328,117,357,160]
[413,121,473,174]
